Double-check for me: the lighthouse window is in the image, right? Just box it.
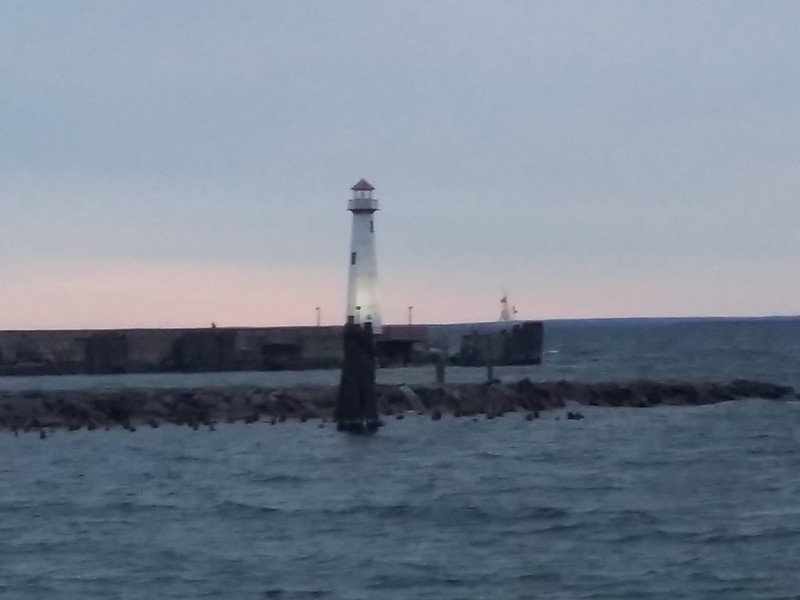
[370,220,374,233]
[351,252,357,265]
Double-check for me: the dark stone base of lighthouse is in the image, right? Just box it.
[335,319,383,433]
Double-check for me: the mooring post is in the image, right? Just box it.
[435,353,446,385]
[486,334,494,382]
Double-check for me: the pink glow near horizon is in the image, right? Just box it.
[1,260,342,330]
[1,258,796,330]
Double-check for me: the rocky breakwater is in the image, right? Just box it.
[0,378,795,436]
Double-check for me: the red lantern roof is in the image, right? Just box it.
[351,179,375,191]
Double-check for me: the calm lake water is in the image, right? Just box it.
[1,318,799,599]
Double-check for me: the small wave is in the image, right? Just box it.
[170,453,208,463]
[607,526,684,544]
[262,589,334,598]
[93,499,188,514]
[521,505,571,519]
[511,571,565,585]
[315,502,575,528]
[253,473,310,485]
[315,502,498,524]
[0,499,70,514]
[216,499,282,517]
[610,508,660,526]
[700,525,800,544]
[320,502,430,519]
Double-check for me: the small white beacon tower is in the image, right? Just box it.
[346,178,382,333]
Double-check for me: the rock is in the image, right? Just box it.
[446,390,464,414]
[142,401,170,419]
[0,378,794,434]
[398,384,426,413]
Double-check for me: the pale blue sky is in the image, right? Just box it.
[1,1,798,328]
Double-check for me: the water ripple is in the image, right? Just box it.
[2,319,800,599]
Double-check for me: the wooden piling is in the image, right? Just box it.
[435,353,446,385]
[486,335,495,382]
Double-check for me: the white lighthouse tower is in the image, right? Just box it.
[346,178,381,332]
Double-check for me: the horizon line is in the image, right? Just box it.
[1,313,798,333]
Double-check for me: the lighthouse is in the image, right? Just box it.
[346,178,381,332]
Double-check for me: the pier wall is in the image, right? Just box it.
[0,321,543,376]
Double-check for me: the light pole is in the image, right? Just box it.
[408,305,413,327]
[316,306,321,327]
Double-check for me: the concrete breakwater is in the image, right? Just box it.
[0,378,794,435]
[0,321,543,376]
